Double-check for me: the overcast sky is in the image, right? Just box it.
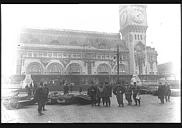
[2,4,181,79]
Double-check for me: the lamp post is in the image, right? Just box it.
[113,44,124,84]
[117,44,119,83]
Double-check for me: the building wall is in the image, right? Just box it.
[16,5,158,76]
[18,43,130,75]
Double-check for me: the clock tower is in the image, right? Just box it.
[119,4,148,75]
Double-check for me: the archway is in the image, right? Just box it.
[46,62,64,74]
[26,62,44,74]
[66,63,82,75]
[97,63,111,74]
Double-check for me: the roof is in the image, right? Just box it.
[21,28,120,38]
[19,28,128,51]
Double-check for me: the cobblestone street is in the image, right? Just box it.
[2,95,180,123]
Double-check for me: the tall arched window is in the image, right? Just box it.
[140,35,143,40]
[47,63,63,74]
[97,63,111,74]
[66,63,82,75]
[26,62,44,74]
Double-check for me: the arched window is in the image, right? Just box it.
[26,62,43,74]
[140,35,143,40]
[47,63,63,74]
[97,63,111,74]
[66,63,82,75]
[138,35,140,40]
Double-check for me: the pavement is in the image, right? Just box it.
[1,94,181,123]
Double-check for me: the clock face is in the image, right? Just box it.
[120,11,127,26]
[132,9,145,24]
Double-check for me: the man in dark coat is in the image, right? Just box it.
[96,84,104,106]
[132,82,140,106]
[166,84,171,102]
[33,82,38,95]
[42,83,49,111]
[63,83,69,95]
[113,81,126,107]
[87,81,97,106]
[34,82,45,116]
[164,82,171,102]
[104,82,112,107]
[157,82,165,104]
[125,83,132,105]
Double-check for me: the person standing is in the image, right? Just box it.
[132,82,140,106]
[113,81,126,107]
[33,82,38,95]
[29,82,33,96]
[42,83,49,111]
[34,82,45,116]
[63,83,69,95]
[166,84,171,102]
[70,83,73,93]
[104,82,112,107]
[87,81,97,106]
[164,82,171,102]
[125,83,132,105]
[157,82,165,104]
[96,83,104,106]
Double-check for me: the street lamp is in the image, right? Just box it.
[113,44,124,83]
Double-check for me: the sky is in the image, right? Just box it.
[1,4,181,80]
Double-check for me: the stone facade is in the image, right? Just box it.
[16,4,157,76]
[119,4,157,75]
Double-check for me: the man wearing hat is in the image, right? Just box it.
[104,82,112,107]
[132,82,140,106]
[63,83,69,95]
[96,82,105,106]
[113,81,126,107]
[157,82,165,104]
[125,82,132,105]
[42,82,49,111]
[34,82,45,116]
[87,81,97,106]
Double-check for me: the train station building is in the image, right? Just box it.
[15,5,158,84]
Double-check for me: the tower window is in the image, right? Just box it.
[138,35,140,40]
[140,35,142,40]
[135,35,137,40]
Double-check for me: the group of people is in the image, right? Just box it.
[87,81,112,107]
[33,82,49,116]
[30,79,171,116]
[157,82,171,104]
[87,81,141,107]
